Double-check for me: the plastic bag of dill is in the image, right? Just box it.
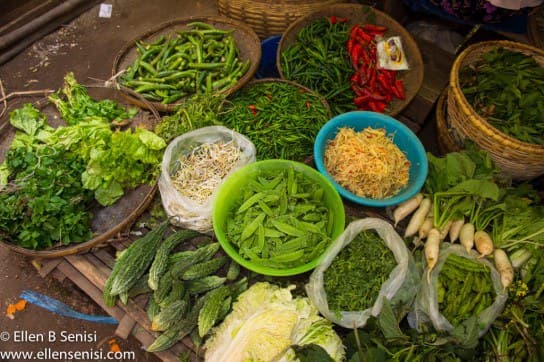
[306,218,419,329]
[159,126,256,233]
[409,243,508,349]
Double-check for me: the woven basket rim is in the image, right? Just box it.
[450,40,544,153]
[528,5,544,49]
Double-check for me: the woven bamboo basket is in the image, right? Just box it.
[528,5,544,49]
[448,40,544,180]
[435,87,462,155]
[277,3,424,117]
[217,0,343,39]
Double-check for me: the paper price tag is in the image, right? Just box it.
[99,3,113,18]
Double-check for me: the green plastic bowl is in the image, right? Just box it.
[212,159,345,276]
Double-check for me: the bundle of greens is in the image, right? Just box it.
[0,73,166,250]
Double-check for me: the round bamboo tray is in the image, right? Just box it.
[448,40,544,180]
[0,88,159,258]
[217,0,343,39]
[528,5,544,49]
[112,16,261,113]
[277,3,424,117]
[435,87,462,155]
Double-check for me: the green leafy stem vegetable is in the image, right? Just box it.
[225,166,333,269]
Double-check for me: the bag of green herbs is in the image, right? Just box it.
[410,243,508,349]
[159,125,256,233]
[306,218,419,329]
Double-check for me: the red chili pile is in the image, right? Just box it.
[346,23,405,113]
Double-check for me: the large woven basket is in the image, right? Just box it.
[216,0,343,39]
[277,3,424,117]
[435,87,462,155]
[448,40,544,180]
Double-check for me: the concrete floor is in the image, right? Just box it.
[0,1,218,360]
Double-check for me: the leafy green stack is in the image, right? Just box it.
[119,22,250,104]
[103,222,247,352]
[460,47,544,145]
[0,73,165,250]
[218,81,329,161]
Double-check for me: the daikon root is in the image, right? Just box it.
[404,198,432,238]
[474,230,494,258]
[459,222,475,253]
[425,228,441,284]
[448,218,464,243]
[438,220,453,241]
[393,193,423,227]
[494,248,514,290]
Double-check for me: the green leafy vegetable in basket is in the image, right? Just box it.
[460,47,544,145]
[0,74,165,250]
[218,80,329,161]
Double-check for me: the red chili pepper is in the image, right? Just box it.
[395,79,405,99]
[351,44,362,68]
[363,24,387,34]
[374,101,387,113]
[354,95,371,107]
[329,15,338,24]
[356,29,373,43]
[347,38,354,53]
[377,73,392,93]
[248,104,257,116]
[350,24,362,39]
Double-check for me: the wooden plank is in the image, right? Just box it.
[115,314,138,340]
[36,258,62,278]
[55,260,125,322]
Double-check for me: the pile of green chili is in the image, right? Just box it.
[280,17,354,115]
[218,81,329,161]
[120,22,250,104]
[460,47,544,145]
[324,230,396,312]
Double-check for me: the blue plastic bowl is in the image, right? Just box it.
[314,111,428,207]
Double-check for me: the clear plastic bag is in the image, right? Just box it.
[305,218,419,329]
[159,126,256,233]
[409,243,508,348]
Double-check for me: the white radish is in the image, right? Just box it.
[438,220,453,241]
[448,218,464,243]
[494,248,514,290]
[474,230,494,258]
[393,193,424,226]
[459,222,475,253]
[425,228,441,284]
[417,217,434,242]
[404,198,432,238]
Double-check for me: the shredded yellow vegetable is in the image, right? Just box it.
[172,141,241,204]
[324,127,410,199]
